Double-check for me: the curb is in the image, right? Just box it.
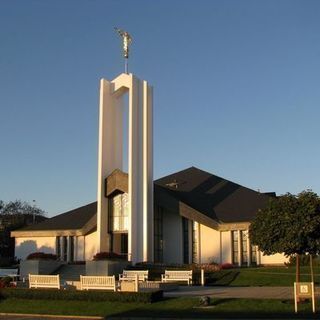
[0,313,104,319]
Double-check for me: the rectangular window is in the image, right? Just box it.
[69,236,74,262]
[56,237,61,260]
[62,236,67,261]
[232,231,239,265]
[251,245,257,264]
[154,206,163,263]
[241,230,248,265]
[182,218,189,264]
[121,234,128,255]
[109,193,128,232]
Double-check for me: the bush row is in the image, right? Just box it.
[0,288,163,303]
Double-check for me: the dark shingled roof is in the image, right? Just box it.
[154,166,271,223]
[18,202,97,231]
[16,167,272,233]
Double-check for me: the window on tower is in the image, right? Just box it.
[109,193,129,232]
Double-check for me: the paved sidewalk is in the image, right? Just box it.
[164,286,295,299]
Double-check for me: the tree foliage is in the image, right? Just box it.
[0,200,46,260]
[0,200,45,217]
[249,190,320,257]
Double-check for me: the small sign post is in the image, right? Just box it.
[294,282,315,313]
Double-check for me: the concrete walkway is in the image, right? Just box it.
[164,286,295,299]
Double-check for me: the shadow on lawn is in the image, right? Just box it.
[206,270,240,286]
[107,298,320,319]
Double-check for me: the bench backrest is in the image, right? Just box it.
[123,270,148,281]
[29,274,60,289]
[0,268,18,277]
[165,270,192,279]
[80,275,116,290]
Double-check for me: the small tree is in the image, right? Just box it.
[250,190,320,284]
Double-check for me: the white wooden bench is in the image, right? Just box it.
[0,268,19,280]
[80,275,117,291]
[29,274,60,289]
[119,270,148,282]
[161,270,193,285]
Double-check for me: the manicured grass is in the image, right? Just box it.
[207,266,320,286]
[0,297,319,319]
[0,298,138,317]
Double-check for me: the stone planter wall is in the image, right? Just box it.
[86,260,130,276]
[20,260,63,278]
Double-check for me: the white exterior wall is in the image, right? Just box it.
[75,236,85,261]
[84,231,98,261]
[15,237,56,260]
[221,231,232,264]
[259,251,288,265]
[199,224,221,264]
[162,211,182,264]
[197,225,288,266]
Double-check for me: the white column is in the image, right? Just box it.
[257,248,261,265]
[237,230,241,267]
[219,231,222,264]
[97,73,153,264]
[247,231,251,267]
[97,79,123,253]
[143,81,154,262]
[197,223,201,264]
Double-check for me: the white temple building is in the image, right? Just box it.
[11,73,288,266]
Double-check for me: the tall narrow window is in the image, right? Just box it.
[251,245,257,264]
[69,236,74,262]
[62,236,67,261]
[232,231,239,265]
[192,221,198,263]
[182,218,189,264]
[56,237,61,260]
[154,206,163,263]
[121,234,128,255]
[109,193,128,232]
[241,230,248,265]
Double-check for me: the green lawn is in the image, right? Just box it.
[206,266,320,286]
[0,297,319,319]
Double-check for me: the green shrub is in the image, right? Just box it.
[0,288,163,303]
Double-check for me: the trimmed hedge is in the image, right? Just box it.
[0,288,163,303]
[93,252,126,261]
[26,252,57,260]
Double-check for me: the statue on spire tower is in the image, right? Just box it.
[114,27,132,74]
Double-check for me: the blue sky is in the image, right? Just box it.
[1,0,319,217]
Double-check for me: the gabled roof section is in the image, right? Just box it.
[154,167,271,223]
[105,169,128,196]
[11,202,97,237]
